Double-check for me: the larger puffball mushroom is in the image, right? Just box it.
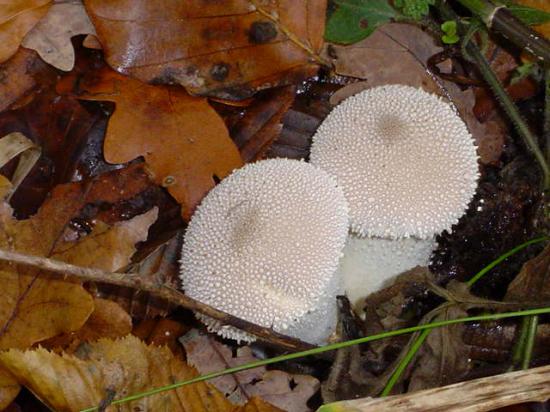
[180,159,349,344]
[310,84,479,239]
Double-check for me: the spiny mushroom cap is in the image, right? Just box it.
[310,84,479,239]
[180,158,349,344]
[338,235,436,311]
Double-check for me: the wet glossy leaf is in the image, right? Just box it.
[61,67,243,220]
[84,0,326,99]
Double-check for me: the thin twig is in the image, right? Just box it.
[0,248,314,352]
[321,363,550,412]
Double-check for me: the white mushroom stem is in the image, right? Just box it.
[338,235,436,312]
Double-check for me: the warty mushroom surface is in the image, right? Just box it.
[180,158,349,343]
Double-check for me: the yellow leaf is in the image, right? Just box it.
[0,335,283,412]
[0,166,158,406]
[0,0,52,63]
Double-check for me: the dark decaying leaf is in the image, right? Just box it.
[505,244,550,303]
[407,306,471,392]
[0,90,114,218]
[0,48,55,114]
[267,80,348,160]
[84,0,327,99]
[181,329,320,411]
[230,85,296,162]
[322,269,438,402]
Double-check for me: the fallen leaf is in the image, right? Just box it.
[181,329,320,411]
[0,165,154,405]
[42,298,133,352]
[0,0,52,63]
[0,48,53,113]
[84,0,327,99]
[407,306,471,391]
[0,91,114,217]
[0,334,283,412]
[0,201,94,350]
[60,66,243,219]
[52,207,158,271]
[133,318,189,354]
[326,22,506,165]
[230,86,296,162]
[0,132,41,198]
[505,244,550,302]
[22,0,97,71]
[102,234,182,319]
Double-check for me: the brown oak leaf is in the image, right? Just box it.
[60,66,243,220]
[22,0,97,71]
[83,0,327,99]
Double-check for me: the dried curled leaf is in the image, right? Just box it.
[84,0,327,99]
[0,335,283,412]
[0,132,41,200]
[505,244,550,303]
[61,67,243,219]
[22,0,97,71]
[181,329,319,411]
[0,0,52,63]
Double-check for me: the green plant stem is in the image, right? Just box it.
[456,0,494,23]
[380,329,430,396]
[80,306,550,412]
[469,45,550,189]
[439,0,550,189]
[545,68,550,166]
[510,316,530,369]
[455,0,550,62]
[522,315,539,369]
[380,236,548,395]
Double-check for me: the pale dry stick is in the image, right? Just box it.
[320,363,550,412]
[0,248,314,352]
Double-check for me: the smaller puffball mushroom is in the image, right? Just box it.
[337,235,436,311]
[180,158,349,344]
[310,84,479,239]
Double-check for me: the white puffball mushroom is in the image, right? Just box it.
[339,235,436,311]
[180,159,349,344]
[310,84,479,239]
